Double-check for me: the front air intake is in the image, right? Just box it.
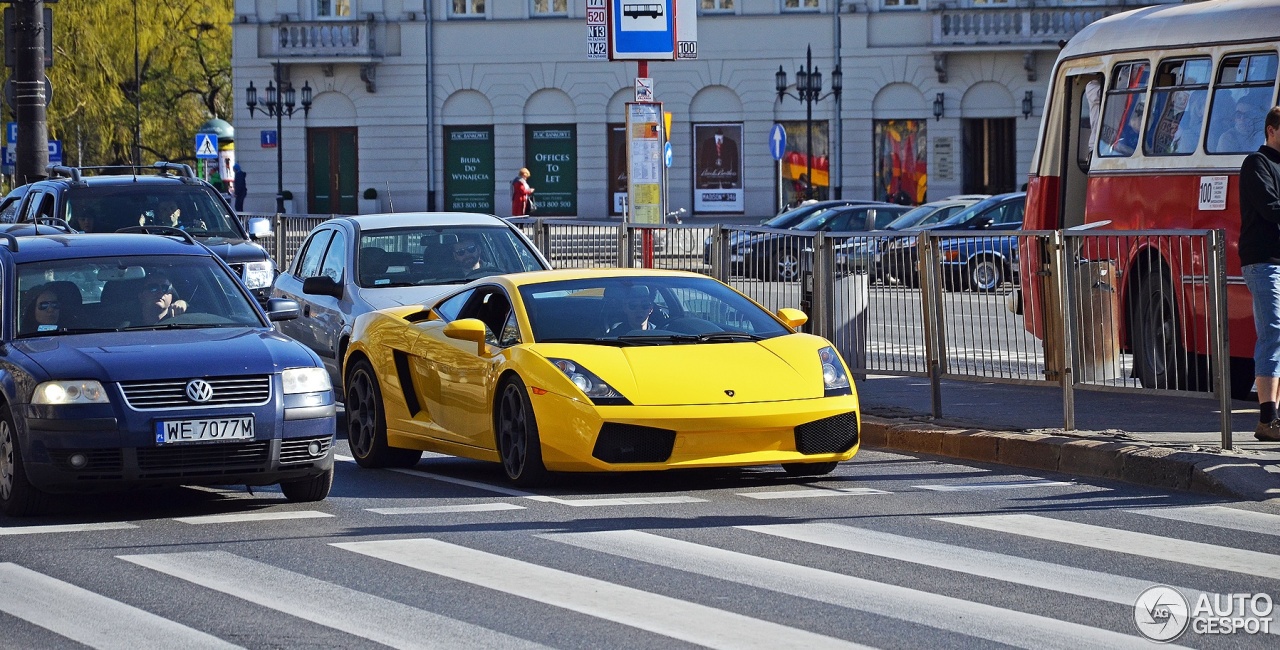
[592,423,676,463]
[794,412,859,454]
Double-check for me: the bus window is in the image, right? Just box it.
[1144,57,1210,156]
[1097,61,1149,157]
[1078,76,1102,171]
[1206,52,1277,154]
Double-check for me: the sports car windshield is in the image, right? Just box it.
[15,255,265,337]
[357,225,545,288]
[520,276,792,344]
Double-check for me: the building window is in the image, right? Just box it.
[782,0,820,12]
[316,0,352,19]
[532,0,568,16]
[880,0,919,9]
[451,0,486,17]
[701,0,734,11]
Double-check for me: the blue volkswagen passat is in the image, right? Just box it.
[0,232,336,516]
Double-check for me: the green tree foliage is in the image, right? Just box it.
[48,0,231,166]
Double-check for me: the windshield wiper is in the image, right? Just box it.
[119,322,218,331]
[697,331,765,342]
[537,336,639,347]
[616,333,700,345]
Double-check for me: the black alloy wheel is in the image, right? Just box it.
[495,376,550,486]
[345,359,422,468]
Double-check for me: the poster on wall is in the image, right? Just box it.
[692,123,743,213]
[874,120,928,205]
[608,123,627,216]
[443,125,495,213]
[779,120,829,207]
[525,124,578,216]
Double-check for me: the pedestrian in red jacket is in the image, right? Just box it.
[511,168,535,216]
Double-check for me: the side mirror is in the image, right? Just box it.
[443,318,488,355]
[776,307,808,330]
[266,298,300,321]
[302,275,343,299]
[971,216,994,229]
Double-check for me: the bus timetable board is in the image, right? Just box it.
[626,102,664,224]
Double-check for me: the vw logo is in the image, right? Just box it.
[185,379,214,403]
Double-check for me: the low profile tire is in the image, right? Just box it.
[967,257,1005,292]
[495,376,550,487]
[782,461,839,477]
[345,359,422,469]
[0,404,49,517]
[279,465,333,502]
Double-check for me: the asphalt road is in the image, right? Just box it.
[2,442,1276,649]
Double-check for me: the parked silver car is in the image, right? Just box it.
[271,213,551,391]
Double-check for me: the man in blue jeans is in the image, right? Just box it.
[1238,105,1280,441]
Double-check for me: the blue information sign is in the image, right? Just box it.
[663,141,673,168]
[48,140,61,164]
[261,130,278,148]
[769,123,787,161]
[610,0,675,60]
[6,122,16,145]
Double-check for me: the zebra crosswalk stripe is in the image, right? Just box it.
[544,530,1158,650]
[739,522,1264,633]
[936,514,1280,580]
[0,562,241,650]
[118,550,545,650]
[1126,505,1280,537]
[333,537,871,650]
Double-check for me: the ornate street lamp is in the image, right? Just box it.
[246,68,312,213]
[776,45,842,201]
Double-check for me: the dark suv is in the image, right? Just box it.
[1,163,275,301]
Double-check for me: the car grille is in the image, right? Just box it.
[280,436,332,464]
[48,448,124,479]
[794,412,859,454]
[120,376,272,410]
[136,440,271,477]
[592,423,676,463]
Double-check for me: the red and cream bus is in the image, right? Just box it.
[1024,0,1279,396]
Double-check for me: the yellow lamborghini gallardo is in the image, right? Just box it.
[343,269,860,485]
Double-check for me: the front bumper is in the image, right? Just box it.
[20,403,335,493]
[530,392,861,472]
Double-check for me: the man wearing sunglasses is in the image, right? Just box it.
[450,233,498,279]
[604,285,659,335]
[135,273,187,325]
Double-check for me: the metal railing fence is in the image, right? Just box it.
[247,213,1234,448]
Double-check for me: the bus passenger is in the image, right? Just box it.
[1238,105,1280,442]
[1219,100,1265,152]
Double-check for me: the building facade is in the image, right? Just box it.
[231,0,1171,218]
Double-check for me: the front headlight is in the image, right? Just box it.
[32,380,110,405]
[242,260,275,290]
[548,358,630,405]
[282,367,332,395]
[819,346,852,396]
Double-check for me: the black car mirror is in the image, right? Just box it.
[266,298,300,321]
[302,275,344,299]
[971,216,994,229]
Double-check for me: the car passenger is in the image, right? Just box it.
[21,285,64,334]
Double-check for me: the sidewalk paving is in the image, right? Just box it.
[856,374,1280,505]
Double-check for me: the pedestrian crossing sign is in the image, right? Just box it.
[195,133,219,159]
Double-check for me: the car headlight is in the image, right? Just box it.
[242,260,275,290]
[32,380,109,405]
[282,367,332,395]
[548,358,630,405]
[819,346,852,397]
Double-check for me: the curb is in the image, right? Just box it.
[861,416,1280,502]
